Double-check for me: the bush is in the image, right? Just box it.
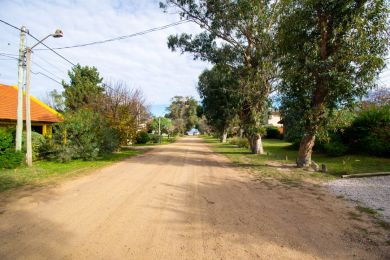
[344,105,390,156]
[136,131,150,144]
[47,109,119,161]
[0,149,23,169]
[228,137,249,149]
[228,137,239,145]
[22,132,45,161]
[265,126,282,139]
[237,138,250,148]
[149,134,160,144]
[0,128,23,169]
[0,128,13,151]
[323,141,348,157]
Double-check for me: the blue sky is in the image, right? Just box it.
[0,0,210,115]
[0,0,388,116]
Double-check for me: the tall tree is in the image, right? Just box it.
[277,0,388,166]
[160,0,280,154]
[166,96,199,134]
[198,64,240,142]
[102,81,150,144]
[62,64,104,111]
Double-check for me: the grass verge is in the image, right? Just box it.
[202,136,390,186]
[203,136,390,178]
[0,148,144,192]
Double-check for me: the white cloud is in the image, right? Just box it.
[0,0,209,106]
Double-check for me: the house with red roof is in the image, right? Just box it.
[0,83,63,136]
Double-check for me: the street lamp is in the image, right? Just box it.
[24,29,63,167]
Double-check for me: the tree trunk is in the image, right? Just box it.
[221,131,227,143]
[248,134,264,154]
[297,134,316,167]
[239,128,244,138]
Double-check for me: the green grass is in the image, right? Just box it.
[0,148,144,192]
[202,136,390,179]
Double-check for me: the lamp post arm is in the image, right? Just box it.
[30,34,53,50]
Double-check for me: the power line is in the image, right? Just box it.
[30,70,62,85]
[28,32,76,66]
[33,54,68,73]
[0,53,18,59]
[0,18,76,66]
[0,52,18,56]
[35,20,191,50]
[31,59,63,81]
[0,18,20,31]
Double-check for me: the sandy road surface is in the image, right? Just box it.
[0,137,388,259]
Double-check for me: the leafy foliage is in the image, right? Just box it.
[166,96,199,134]
[47,109,119,162]
[62,64,104,111]
[0,149,23,169]
[22,132,45,161]
[265,126,282,139]
[0,128,13,151]
[0,128,23,169]
[344,105,390,156]
[198,64,240,137]
[277,0,389,165]
[148,117,173,135]
[135,131,150,144]
[161,0,280,153]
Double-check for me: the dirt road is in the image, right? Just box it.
[0,137,388,259]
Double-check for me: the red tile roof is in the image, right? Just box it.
[0,83,62,123]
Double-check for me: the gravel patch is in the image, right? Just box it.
[326,176,390,221]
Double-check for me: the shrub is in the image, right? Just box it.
[0,128,13,151]
[265,126,282,139]
[47,109,120,161]
[0,128,23,169]
[136,131,150,144]
[149,134,160,144]
[228,137,239,145]
[0,149,23,169]
[228,137,249,149]
[344,105,390,156]
[237,138,250,149]
[323,141,348,157]
[22,132,45,161]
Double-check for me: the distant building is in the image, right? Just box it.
[268,111,282,127]
[0,83,63,136]
[186,128,199,136]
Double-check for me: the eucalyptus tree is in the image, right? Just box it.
[166,96,199,134]
[277,0,389,167]
[160,0,280,154]
[198,64,241,142]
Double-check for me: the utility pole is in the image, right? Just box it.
[158,117,161,144]
[25,48,33,166]
[23,28,63,167]
[15,26,27,151]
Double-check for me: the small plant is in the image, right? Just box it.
[356,206,378,216]
[265,126,282,139]
[0,149,24,169]
[0,128,23,169]
[136,131,150,144]
[324,141,348,157]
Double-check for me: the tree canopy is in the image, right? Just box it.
[277,0,388,166]
[62,64,104,111]
[161,0,281,153]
